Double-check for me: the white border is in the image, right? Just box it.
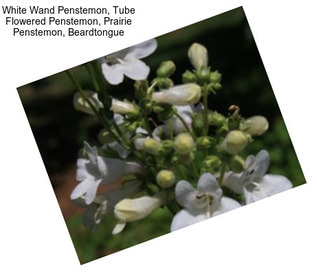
[1,0,322,270]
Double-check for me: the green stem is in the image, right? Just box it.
[173,111,196,139]
[203,90,209,136]
[85,63,100,92]
[218,163,227,185]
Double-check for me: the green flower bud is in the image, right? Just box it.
[143,138,162,155]
[174,133,194,155]
[196,136,211,149]
[182,70,197,83]
[196,67,210,82]
[208,111,226,126]
[157,61,176,78]
[152,83,201,106]
[244,116,269,136]
[203,155,221,169]
[156,170,176,188]
[134,80,148,100]
[229,155,246,173]
[224,130,248,155]
[192,113,204,134]
[111,99,139,118]
[188,43,208,70]
[157,78,174,89]
[210,71,222,83]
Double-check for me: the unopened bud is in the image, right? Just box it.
[203,155,221,169]
[174,133,194,155]
[196,67,210,82]
[208,111,226,126]
[114,196,162,223]
[229,155,246,173]
[244,116,269,136]
[157,61,176,78]
[182,70,197,83]
[111,99,139,117]
[188,43,208,70]
[197,136,211,149]
[224,130,248,155]
[152,83,201,106]
[156,170,176,188]
[210,71,222,83]
[134,80,148,99]
[143,138,162,155]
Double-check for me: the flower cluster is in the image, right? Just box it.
[69,40,292,234]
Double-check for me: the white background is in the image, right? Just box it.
[1,0,322,270]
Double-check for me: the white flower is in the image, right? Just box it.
[73,180,141,227]
[100,39,157,85]
[223,150,292,204]
[70,142,144,204]
[73,90,138,116]
[112,195,162,234]
[171,173,241,231]
[188,43,208,70]
[152,83,201,106]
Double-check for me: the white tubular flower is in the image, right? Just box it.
[70,142,144,205]
[223,150,292,204]
[111,99,139,116]
[100,39,157,85]
[73,90,103,115]
[152,84,201,106]
[188,43,208,70]
[171,173,241,231]
[74,180,141,227]
[112,195,162,234]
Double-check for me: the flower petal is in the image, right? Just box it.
[122,58,150,80]
[76,158,91,181]
[213,196,241,215]
[83,141,98,165]
[112,222,127,235]
[222,171,244,194]
[197,173,220,194]
[126,39,157,59]
[101,62,124,85]
[170,209,206,231]
[241,150,270,184]
[70,180,94,201]
[84,179,103,205]
[107,141,130,159]
[175,180,196,209]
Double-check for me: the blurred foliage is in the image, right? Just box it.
[17,7,305,264]
[68,207,172,263]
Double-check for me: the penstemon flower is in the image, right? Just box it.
[100,39,157,85]
[223,150,292,204]
[171,173,241,231]
[70,142,144,204]
[152,83,201,106]
[112,195,162,234]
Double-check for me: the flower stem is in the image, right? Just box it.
[203,89,209,136]
[218,163,227,185]
[173,111,196,139]
[85,63,100,92]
